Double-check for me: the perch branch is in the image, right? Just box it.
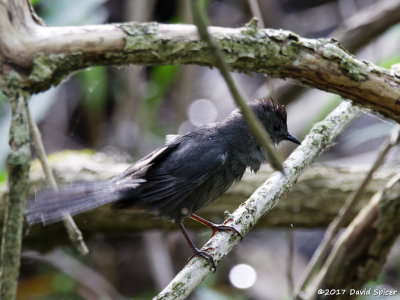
[26,107,89,255]
[153,101,362,299]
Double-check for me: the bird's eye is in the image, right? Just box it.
[273,124,280,132]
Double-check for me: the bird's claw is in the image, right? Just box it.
[211,220,243,241]
[188,247,216,271]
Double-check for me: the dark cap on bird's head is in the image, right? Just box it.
[249,97,301,146]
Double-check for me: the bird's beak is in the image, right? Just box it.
[285,134,301,145]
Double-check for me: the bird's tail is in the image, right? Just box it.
[26,181,124,225]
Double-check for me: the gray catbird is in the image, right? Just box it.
[26,97,300,268]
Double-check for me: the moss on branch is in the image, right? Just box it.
[0,18,399,121]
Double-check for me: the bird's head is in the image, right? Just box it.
[250,98,301,146]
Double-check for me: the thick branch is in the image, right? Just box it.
[2,151,398,250]
[333,0,400,53]
[278,0,400,105]
[0,2,399,121]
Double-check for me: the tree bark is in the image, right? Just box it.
[0,92,31,300]
[0,2,400,122]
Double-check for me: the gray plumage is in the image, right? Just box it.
[26,98,300,225]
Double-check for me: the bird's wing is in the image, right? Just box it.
[113,137,228,212]
[114,142,180,181]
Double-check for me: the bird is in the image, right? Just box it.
[26,97,300,269]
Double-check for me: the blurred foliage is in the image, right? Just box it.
[30,0,41,6]
[17,272,81,300]
[380,55,400,69]
[0,90,6,104]
[51,273,77,296]
[0,91,8,121]
[35,0,108,26]
[195,273,247,300]
[139,65,181,136]
[0,170,7,183]
[79,67,108,112]
[196,288,246,300]
[306,96,342,133]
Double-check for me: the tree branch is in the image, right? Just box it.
[333,0,400,53]
[27,107,89,255]
[0,91,31,300]
[277,0,400,105]
[294,124,400,298]
[0,150,397,250]
[154,101,361,299]
[0,1,399,121]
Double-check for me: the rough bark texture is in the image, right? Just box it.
[0,92,31,300]
[277,0,400,105]
[0,2,400,122]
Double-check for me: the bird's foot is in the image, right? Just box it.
[209,221,242,240]
[188,247,216,271]
[190,214,242,240]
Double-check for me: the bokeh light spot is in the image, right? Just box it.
[229,263,257,289]
[188,99,217,127]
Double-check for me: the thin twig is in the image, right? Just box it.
[307,173,400,296]
[286,229,294,297]
[27,108,89,256]
[247,0,265,28]
[293,124,400,299]
[154,101,362,300]
[190,0,284,171]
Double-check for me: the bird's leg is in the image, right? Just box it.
[190,213,242,239]
[178,222,216,270]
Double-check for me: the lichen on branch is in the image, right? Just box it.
[0,7,399,120]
